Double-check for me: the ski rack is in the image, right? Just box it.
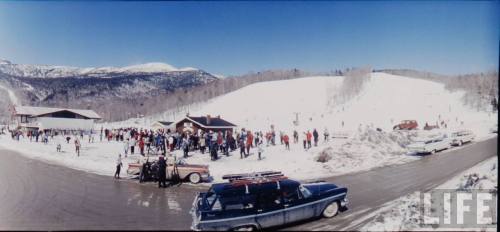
[222,171,284,182]
[222,171,288,191]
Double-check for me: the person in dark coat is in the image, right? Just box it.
[313,129,319,146]
[157,156,167,188]
[114,154,123,179]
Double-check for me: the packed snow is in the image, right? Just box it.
[0,72,497,183]
[361,156,498,231]
[118,73,497,139]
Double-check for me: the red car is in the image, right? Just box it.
[393,120,418,130]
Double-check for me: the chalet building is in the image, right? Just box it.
[13,106,101,131]
[151,121,174,132]
[175,115,237,134]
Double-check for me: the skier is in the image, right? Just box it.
[306,131,312,149]
[257,140,264,160]
[323,128,329,142]
[283,134,290,150]
[313,129,319,146]
[74,137,81,157]
[114,154,123,179]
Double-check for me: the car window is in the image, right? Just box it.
[283,188,301,203]
[205,190,217,206]
[211,198,222,211]
[257,190,282,210]
[299,185,312,199]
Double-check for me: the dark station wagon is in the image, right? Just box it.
[190,171,348,231]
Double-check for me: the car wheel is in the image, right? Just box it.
[233,225,255,231]
[189,173,201,184]
[323,201,340,218]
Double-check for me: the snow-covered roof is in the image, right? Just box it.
[37,117,95,130]
[14,106,101,119]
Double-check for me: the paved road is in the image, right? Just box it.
[0,137,496,230]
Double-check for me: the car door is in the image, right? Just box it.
[283,186,312,224]
[255,189,285,228]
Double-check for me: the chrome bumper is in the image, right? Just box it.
[341,197,349,207]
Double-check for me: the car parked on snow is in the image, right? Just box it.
[407,136,450,154]
[127,157,210,184]
[393,120,418,130]
[449,130,475,146]
[190,171,348,231]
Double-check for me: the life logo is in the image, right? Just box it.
[420,189,497,229]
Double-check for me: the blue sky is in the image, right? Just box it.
[0,1,498,76]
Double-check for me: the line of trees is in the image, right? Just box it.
[327,66,372,110]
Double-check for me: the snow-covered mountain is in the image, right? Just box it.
[0,59,199,78]
[0,59,218,122]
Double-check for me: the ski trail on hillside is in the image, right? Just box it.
[0,84,19,105]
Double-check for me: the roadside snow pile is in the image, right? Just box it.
[361,156,498,231]
[315,126,419,173]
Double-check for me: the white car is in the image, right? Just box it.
[450,130,475,146]
[407,136,450,154]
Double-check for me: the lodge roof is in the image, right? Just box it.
[184,115,237,128]
[14,106,101,119]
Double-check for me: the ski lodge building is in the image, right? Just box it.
[175,115,237,134]
[12,106,101,131]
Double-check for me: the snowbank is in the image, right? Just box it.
[361,156,498,231]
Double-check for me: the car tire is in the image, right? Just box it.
[323,201,340,218]
[189,173,201,184]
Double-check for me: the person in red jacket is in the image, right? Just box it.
[139,137,145,156]
[283,134,290,150]
[246,131,253,155]
[306,131,312,149]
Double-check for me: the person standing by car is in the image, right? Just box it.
[182,136,189,158]
[114,154,123,179]
[157,155,167,188]
[199,133,206,154]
